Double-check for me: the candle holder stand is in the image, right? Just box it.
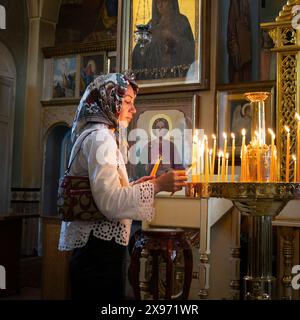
[186,182,300,300]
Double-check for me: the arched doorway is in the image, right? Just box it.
[0,42,16,215]
[43,124,71,216]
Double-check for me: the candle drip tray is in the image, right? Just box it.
[185,182,300,216]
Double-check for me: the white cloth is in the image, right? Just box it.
[58,124,155,251]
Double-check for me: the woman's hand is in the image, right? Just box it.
[150,170,187,194]
[131,176,155,186]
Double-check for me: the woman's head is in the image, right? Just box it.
[71,73,138,142]
[118,85,137,128]
[152,0,180,22]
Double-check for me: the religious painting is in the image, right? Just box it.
[118,0,210,93]
[216,81,275,161]
[80,52,106,96]
[55,0,118,45]
[53,56,77,99]
[107,51,117,73]
[217,0,260,84]
[126,93,199,180]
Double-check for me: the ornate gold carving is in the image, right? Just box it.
[276,0,300,23]
[186,182,300,200]
[278,53,297,181]
[280,227,296,300]
[42,40,116,58]
[261,0,300,182]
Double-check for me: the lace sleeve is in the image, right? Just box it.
[136,181,155,221]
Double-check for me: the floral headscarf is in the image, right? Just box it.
[71,73,138,143]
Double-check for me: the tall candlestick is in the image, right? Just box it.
[192,131,198,182]
[293,155,297,183]
[268,129,275,182]
[204,135,209,183]
[209,149,213,181]
[296,113,300,181]
[231,133,235,182]
[217,151,222,182]
[225,153,229,182]
[285,126,290,182]
[211,134,216,181]
[221,133,227,182]
[241,129,246,181]
[274,147,278,182]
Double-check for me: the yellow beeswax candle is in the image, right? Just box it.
[217,151,222,182]
[241,129,246,181]
[225,153,229,182]
[268,129,275,182]
[221,133,227,182]
[285,126,290,182]
[296,113,300,181]
[150,156,162,177]
[231,133,235,182]
[211,134,216,181]
[293,155,297,183]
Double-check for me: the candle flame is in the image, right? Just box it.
[292,155,297,162]
[295,113,300,121]
[209,149,213,156]
[242,129,246,136]
[231,133,235,139]
[218,151,222,158]
[268,128,275,138]
[204,135,208,141]
[226,153,229,160]
[223,132,227,140]
[212,134,216,140]
[284,126,290,133]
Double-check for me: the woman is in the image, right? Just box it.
[132,0,195,80]
[58,73,187,300]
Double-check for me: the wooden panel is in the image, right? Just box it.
[42,218,71,300]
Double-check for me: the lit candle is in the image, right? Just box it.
[292,155,297,183]
[192,131,198,182]
[296,113,300,181]
[274,147,278,182]
[221,133,227,182]
[268,129,275,182]
[150,156,162,177]
[217,151,222,182]
[241,129,246,181]
[199,138,204,182]
[285,126,290,182]
[255,131,261,182]
[231,133,235,182]
[204,135,209,183]
[209,149,213,181]
[211,134,217,181]
[225,153,229,182]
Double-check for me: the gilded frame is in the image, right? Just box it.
[117,0,210,94]
[126,92,200,180]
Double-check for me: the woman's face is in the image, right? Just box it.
[118,85,136,128]
[156,0,171,15]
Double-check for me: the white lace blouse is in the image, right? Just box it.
[58,124,155,251]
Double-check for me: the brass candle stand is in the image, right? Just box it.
[186,182,300,300]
